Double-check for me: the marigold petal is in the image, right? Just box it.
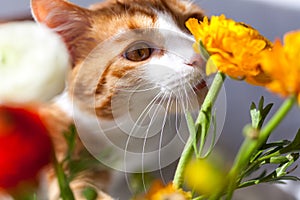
[249,39,267,52]
[185,18,201,42]
[245,72,272,86]
[150,183,191,200]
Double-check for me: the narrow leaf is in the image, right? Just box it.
[186,112,199,157]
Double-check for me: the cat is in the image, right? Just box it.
[31,0,207,199]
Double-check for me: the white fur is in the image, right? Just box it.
[144,12,204,94]
[156,12,196,60]
[53,90,74,117]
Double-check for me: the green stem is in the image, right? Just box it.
[173,136,196,188]
[173,72,226,188]
[53,151,75,200]
[195,72,226,129]
[226,96,296,200]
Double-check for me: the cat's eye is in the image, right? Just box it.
[124,42,153,62]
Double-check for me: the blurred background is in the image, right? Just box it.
[1,0,299,199]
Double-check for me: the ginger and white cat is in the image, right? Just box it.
[31,0,207,199]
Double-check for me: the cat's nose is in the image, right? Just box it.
[186,53,205,68]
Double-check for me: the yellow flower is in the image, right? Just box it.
[184,159,225,196]
[260,30,300,104]
[143,180,191,200]
[186,15,272,85]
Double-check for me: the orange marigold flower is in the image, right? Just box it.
[144,180,191,200]
[260,30,300,104]
[186,15,272,85]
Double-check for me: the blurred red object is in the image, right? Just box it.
[0,105,52,189]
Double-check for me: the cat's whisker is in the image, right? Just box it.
[174,97,180,133]
[127,91,164,137]
[183,79,191,111]
[174,98,188,144]
[157,92,173,171]
[122,92,156,130]
[117,82,160,93]
[140,92,168,164]
[158,71,193,93]
[123,90,166,169]
[123,90,169,173]
[176,78,188,111]
[140,92,173,173]
[156,95,175,185]
[185,82,197,109]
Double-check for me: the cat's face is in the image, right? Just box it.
[31,0,207,119]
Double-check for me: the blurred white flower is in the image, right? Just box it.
[0,21,70,103]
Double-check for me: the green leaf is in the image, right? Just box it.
[250,150,264,163]
[259,103,273,128]
[280,129,300,154]
[198,104,212,156]
[186,112,199,157]
[53,154,75,200]
[276,153,299,177]
[250,102,260,129]
[192,196,207,200]
[63,124,77,161]
[203,111,218,158]
[250,97,273,129]
[199,40,210,61]
[269,156,290,164]
[261,140,290,150]
[258,96,265,111]
[82,187,98,200]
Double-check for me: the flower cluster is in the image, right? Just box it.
[186,15,272,85]
[186,15,300,103]
[260,31,300,104]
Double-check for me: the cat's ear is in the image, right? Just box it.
[31,0,93,65]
